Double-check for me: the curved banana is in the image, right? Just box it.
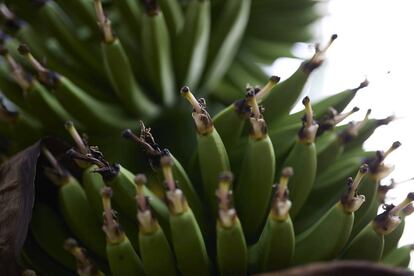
[181,86,230,216]
[281,97,318,219]
[161,154,211,276]
[101,187,145,276]
[94,0,160,118]
[42,147,107,259]
[250,168,295,272]
[135,174,179,276]
[293,165,368,264]
[382,245,413,268]
[216,172,248,276]
[141,1,175,106]
[235,90,275,243]
[174,0,210,89]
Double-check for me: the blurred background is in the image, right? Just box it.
[268,0,414,268]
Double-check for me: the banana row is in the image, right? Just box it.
[24,76,413,275]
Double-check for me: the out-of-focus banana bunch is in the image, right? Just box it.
[0,0,413,275]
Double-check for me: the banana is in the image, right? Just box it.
[17,45,137,131]
[262,35,337,127]
[42,147,107,259]
[101,187,146,276]
[158,0,184,34]
[342,193,414,261]
[351,142,401,239]
[94,0,160,119]
[382,245,413,268]
[201,0,251,92]
[216,172,248,276]
[249,168,295,272]
[235,90,275,243]
[64,238,105,276]
[141,1,175,106]
[30,203,76,271]
[135,174,179,276]
[161,154,211,276]
[213,76,279,152]
[293,165,368,264]
[174,0,210,89]
[182,86,230,216]
[280,97,318,219]
[113,0,142,38]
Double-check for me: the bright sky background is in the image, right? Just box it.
[269,0,414,267]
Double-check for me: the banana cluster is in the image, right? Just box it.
[0,0,412,275]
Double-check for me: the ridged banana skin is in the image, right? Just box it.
[30,203,76,271]
[106,238,146,276]
[281,141,317,219]
[82,165,105,221]
[235,135,276,243]
[217,219,248,276]
[293,203,353,264]
[139,228,178,276]
[382,245,412,268]
[341,223,384,262]
[197,128,230,216]
[170,210,211,276]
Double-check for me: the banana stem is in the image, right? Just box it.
[65,121,88,154]
[255,75,280,102]
[389,193,414,217]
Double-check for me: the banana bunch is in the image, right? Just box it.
[0,0,413,275]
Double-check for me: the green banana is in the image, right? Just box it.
[216,172,248,276]
[161,154,211,276]
[262,35,337,126]
[135,174,179,276]
[382,245,413,268]
[141,1,175,106]
[293,164,368,264]
[249,168,295,272]
[64,238,105,276]
[158,0,184,34]
[174,0,210,88]
[202,0,251,92]
[182,86,230,216]
[42,147,107,259]
[235,90,275,243]
[281,97,318,219]
[213,76,279,152]
[101,187,146,276]
[342,193,414,261]
[94,0,160,119]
